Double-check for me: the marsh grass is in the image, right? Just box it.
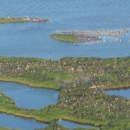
[51,34,79,43]
[0,18,24,24]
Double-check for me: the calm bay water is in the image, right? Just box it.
[0,0,130,129]
[0,0,130,59]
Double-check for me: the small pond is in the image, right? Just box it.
[0,82,59,109]
[105,88,130,99]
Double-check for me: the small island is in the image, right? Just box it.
[0,16,49,24]
[63,29,129,36]
[51,28,130,43]
[51,33,101,43]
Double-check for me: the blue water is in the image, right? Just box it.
[0,0,130,129]
[0,82,58,109]
[0,82,94,130]
[105,89,130,99]
[0,113,47,130]
[59,120,95,129]
[0,0,130,59]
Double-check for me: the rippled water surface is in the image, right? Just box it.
[0,0,130,59]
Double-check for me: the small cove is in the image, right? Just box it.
[0,82,59,109]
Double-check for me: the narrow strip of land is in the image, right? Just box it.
[0,16,49,24]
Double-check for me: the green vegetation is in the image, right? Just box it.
[0,18,24,24]
[0,56,130,129]
[73,128,97,130]
[0,56,130,90]
[0,127,10,130]
[1,83,130,130]
[51,34,79,42]
[35,121,98,130]
[41,121,69,130]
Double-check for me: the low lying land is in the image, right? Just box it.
[0,56,130,90]
[0,17,49,24]
[0,18,24,24]
[0,56,130,129]
[51,34,100,43]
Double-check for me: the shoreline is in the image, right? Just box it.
[0,110,50,124]
[0,56,130,129]
[103,85,130,90]
[1,78,130,91]
[0,78,60,90]
[0,77,130,127]
[0,108,104,128]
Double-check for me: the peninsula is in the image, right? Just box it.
[0,56,130,130]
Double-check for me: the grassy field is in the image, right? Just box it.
[51,34,79,43]
[0,18,24,24]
